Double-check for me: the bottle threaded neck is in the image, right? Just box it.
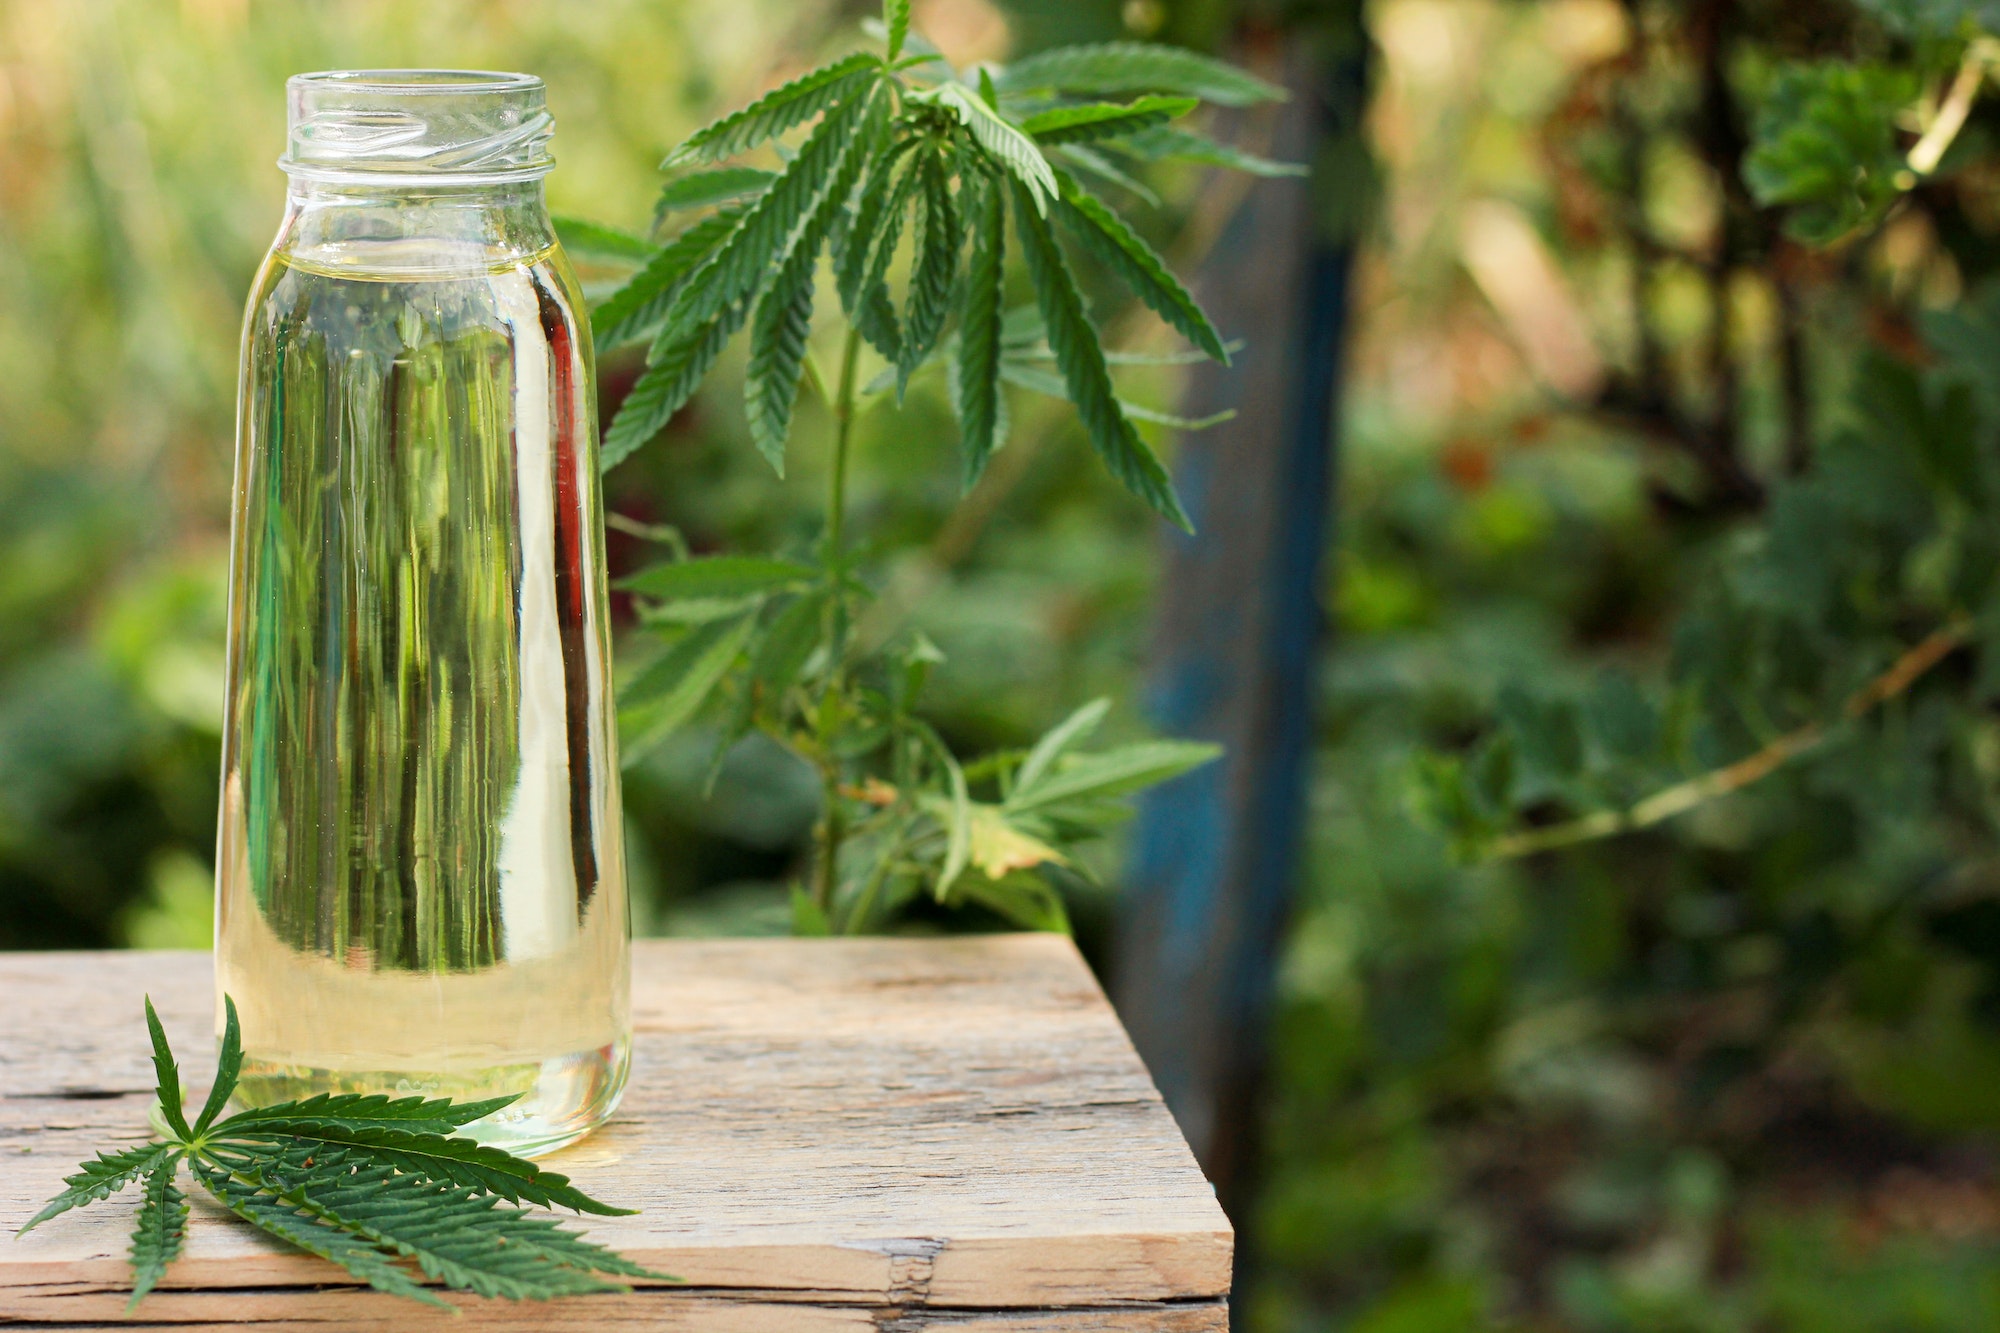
[281,70,554,185]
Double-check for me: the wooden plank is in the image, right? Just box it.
[0,937,1229,1326]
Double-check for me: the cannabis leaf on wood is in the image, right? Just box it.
[18,998,671,1311]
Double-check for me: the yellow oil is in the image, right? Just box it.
[215,237,628,1155]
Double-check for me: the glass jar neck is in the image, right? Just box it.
[274,178,554,275]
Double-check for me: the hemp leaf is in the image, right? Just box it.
[586,4,1295,529]
[18,997,672,1311]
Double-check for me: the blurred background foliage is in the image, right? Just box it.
[10,0,2000,1329]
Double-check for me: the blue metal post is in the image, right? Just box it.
[1113,34,1362,1216]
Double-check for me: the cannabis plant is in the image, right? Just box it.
[560,7,1298,931]
[22,999,666,1309]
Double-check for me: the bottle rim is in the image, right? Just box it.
[280,69,555,186]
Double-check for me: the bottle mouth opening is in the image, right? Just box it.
[281,69,555,185]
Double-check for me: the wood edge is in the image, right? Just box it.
[1,1283,1231,1332]
[1,1229,1234,1305]
[926,1228,1236,1304]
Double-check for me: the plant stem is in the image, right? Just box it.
[826,325,862,657]
[1485,619,1972,861]
[813,326,866,915]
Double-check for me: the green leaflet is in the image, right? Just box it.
[193,995,241,1134]
[1056,143,1162,203]
[912,720,972,895]
[1010,179,1192,530]
[1016,697,1111,792]
[1000,359,1234,429]
[1007,739,1222,813]
[592,206,745,351]
[619,613,760,765]
[751,588,831,709]
[1118,124,1308,177]
[214,1121,626,1215]
[955,172,1007,488]
[218,1091,520,1132]
[920,82,1057,214]
[620,555,818,599]
[127,1157,188,1310]
[143,998,191,1140]
[1021,95,1198,146]
[664,52,881,166]
[883,0,911,60]
[846,152,922,360]
[194,1158,453,1308]
[1053,170,1227,362]
[217,1150,625,1300]
[656,165,777,214]
[745,94,882,472]
[474,1203,665,1280]
[20,1141,177,1233]
[995,40,1287,107]
[553,216,656,263]
[600,300,749,470]
[746,249,819,473]
[1009,336,1245,366]
[857,281,904,362]
[836,135,919,312]
[898,150,960,400]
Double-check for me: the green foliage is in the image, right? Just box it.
[1857,0,2000,38]
[592,206,743,353]
[662,52,881,167]
[20,998,670,1311]
[1013,179,1191,530]
[883,0,911,61]
[551,216,656,262]
[127,1159,188,1309]
[571,12,1292,927]
[993,40,1288,106]
[1022,95,1200,146]
[620,613,761,765]
[1052,170,1227,363]
[955,176,1009,487]
[1227,0,2000,1322]
[915,80,1061,213]
[1744,62,1923,243]
[655,165,777,214]
[1418,300,2000,863]
[1118,124,1309,177]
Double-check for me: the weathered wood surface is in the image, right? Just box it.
[0,936,1229,1329]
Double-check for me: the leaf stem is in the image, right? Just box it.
[1908,39,1997,177]
[813,326,866,915]
[826,325,862,649]
[1484,620,1972,862]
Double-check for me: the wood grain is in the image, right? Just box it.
[0,936,1230,1328]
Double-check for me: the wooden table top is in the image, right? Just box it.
[0,935,1230,1330]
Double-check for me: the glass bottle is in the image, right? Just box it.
[214,70,629,1155]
